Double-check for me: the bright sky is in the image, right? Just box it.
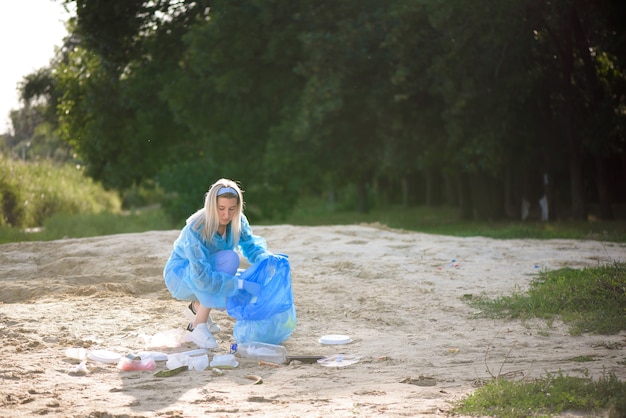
[0,0,71,133]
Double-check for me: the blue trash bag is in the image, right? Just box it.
[233,305,297,345]
[226,254,293,320]
[226,254,296,344]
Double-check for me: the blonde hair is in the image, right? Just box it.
[188,178,244,246]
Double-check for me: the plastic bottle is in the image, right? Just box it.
[233,341,288,364]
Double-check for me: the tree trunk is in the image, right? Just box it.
[457,173,473,220]
[595,157,614,220]
[470,172,504,221]
[539,88,558,222]
[401,175,409,208]
[504,160,517,219]
[326,181,336,210]
[571,7,613,220]
[443,173,458,206]
[543,171,557,222]
[425,168,443,206]
[562,10,587,220]
[356,177,369,214]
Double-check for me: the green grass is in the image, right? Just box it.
[0,157,175,243]
[0,206,176,243]
[2,157,625,243]
[3,198,626,243]
[465,263,626,335]
[456,263,626,417]
[0,156,121,230]
[277,198,626,242]
[453,372,626,418]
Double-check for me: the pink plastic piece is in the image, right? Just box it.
[117,357,157,371]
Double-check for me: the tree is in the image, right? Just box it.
[526,0,626,220]
[288,1,395,213]
[55,0,206,189]
[161,0,307,218]
[41,0,626,221]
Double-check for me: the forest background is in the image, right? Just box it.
[1,0,626,230]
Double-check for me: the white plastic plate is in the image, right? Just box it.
[317,354,360,367]
[318,334,352,345]
[87,350,122,364]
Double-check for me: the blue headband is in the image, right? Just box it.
[217,186,238,196]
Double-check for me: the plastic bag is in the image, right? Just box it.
[226,254,293,320]
[227,254,296,344]
[233,305,297,345]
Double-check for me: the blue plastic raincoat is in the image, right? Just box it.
[163,214,270,309]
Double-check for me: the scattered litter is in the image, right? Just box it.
[319,335,352,345]
[211,367,225,376]
[233,342,288,363]
[317,354,360,367]
[245,374,263,384]
[132,351,168,362]
[166,351,209,371]
[139,327,186,348]
[179,348,210,357]
[83,336,103,344]
[117,356,156,371]
[87,350,122,364]
[210,354,239,369]
[286,355,324,364]
[438,259,460,270]
[68,361,88,376]
[259,360,280,368]
[65,347,87,361]
[154,365,187,378]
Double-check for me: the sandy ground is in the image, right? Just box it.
[1,224,625,418]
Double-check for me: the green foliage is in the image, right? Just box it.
[412,220,626,241]
[3,105,73,162]
[157,159,222,225]
[56,45,143,188]
[6,0,626,222]
[40,207,175,239]
[453,372,626,417]
[120,180,166,209]
[162,1,307,210]
[0,206,175,244]
[70,0,147,71]
[54,2,206,190]
[466,263,626,335]
[278,197,626,242]
[1,185,625,244]
[0,156,120,229]
[0,175,25,228]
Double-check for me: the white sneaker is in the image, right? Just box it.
[184,302,221,333]
[185,323,218,350]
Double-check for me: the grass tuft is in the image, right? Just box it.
[453,372,626,418]
[466,263,626,335]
